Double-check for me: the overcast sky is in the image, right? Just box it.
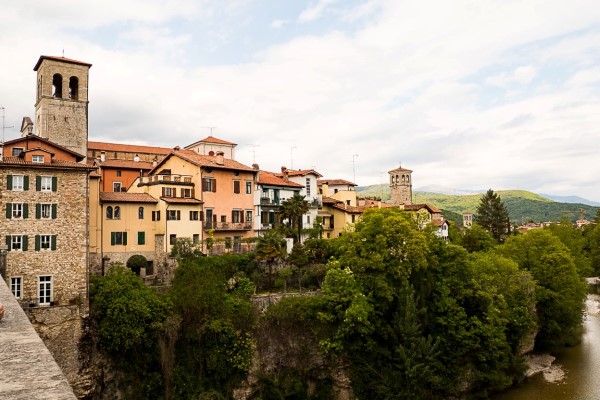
[1,1,600,200]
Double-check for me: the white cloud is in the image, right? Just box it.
[486,66,537,87]
[298,0,337,23]
[270,19,290,29]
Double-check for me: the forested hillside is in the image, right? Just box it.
[356,185,598,223]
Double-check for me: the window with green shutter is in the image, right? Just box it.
[138,231,145,245]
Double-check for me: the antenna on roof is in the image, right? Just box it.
[62,48,65,57]
[201,126,217,137]
[0,106,14,161]
[290,146,297,169]
[245,144,260,163]
[352,154,358,184]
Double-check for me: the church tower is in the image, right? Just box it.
[389,165,413,205]
[33,56,92,158]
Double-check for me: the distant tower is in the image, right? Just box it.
[389,165,413,205]
[33,55,92,158]
[463,212,473,229]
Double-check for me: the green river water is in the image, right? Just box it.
[493,294,600,400]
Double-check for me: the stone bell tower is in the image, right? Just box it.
[389,165,413,205]
[33,55,92,158]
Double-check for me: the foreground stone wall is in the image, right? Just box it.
[0,279,77,399]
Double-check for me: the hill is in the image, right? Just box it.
[356,185,599,223]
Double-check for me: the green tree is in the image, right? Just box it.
[545,221,592,277]
[126,254,148,275]
[171,237,203,259]
[497,229,587,350]
[279,193,310,243]
[256,229,287,292]
[475,189,510,242]
[461,224,497,253]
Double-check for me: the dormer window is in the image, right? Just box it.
[32,155,44,163]
[12,148,23,156]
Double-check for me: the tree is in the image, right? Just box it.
[279,193,310,243]
[255,229,287,292]
[461,224,496,253]
[475,189,510,242]
[126,254,148,275]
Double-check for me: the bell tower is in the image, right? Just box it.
[389,165,413,205]
[33,55,92,158]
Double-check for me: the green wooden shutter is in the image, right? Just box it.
[51,235,57,250]
[6,235,11,251]
[123,232,127,246]
[23,204,29,219]
[35,235,40,251]
[6,203,11,219]
[23,176,29,191]
[36,204,41,219]
[177,210,181,220]
[111,232,115,246]
[51,204,57,219]
[7,175,12,190]
[138,232,145,245]
[213,179,217,192]
[22,236,28,251]
[52,177,58,192]
[36,176,41,191]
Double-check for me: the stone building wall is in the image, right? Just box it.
[1,167,89,305]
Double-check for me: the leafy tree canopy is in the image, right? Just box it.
[475,189,510,242]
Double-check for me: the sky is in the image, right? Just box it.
[2,0,600,201]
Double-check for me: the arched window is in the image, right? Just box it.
[52,74,63,98]
[208,151,215,156]
[37,77,42,100]
[69,76,78,99]
[114,206,121,219]
[395,174,399,183]
[106,206,113,219]
[138,207,144,220]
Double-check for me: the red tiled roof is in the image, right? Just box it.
[88,141,172,155]
[99,159,154,170]
[99,192,158,203]
[322,196,342,205]
[275,169,323,179]
[389,166,413,173]
[403,203,441,213]
[198,136,237,145]
[0,157,95,170]
[3,135,86,160]
[318,179,357,186]
[258,171,304,188]
[34,55,92,71]
[161,197,203,204]
[332,203,365,214]
[153,150,256,173]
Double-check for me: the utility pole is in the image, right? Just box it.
[352,154,358,184]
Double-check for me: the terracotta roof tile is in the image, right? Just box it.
[0,157,95,170]
[99,192,158,203]
[198,136,237,145]
[3,135,85,160]
[322,196,342,205]
[34,55,92,71]
[275,169,322,178]
[318,179,357,186]
[163,150,256,172]
[88,141,172,155]
[332,203,365,214]
[161,197,203,204]
[403,203,441,213]
[258,171,304,188]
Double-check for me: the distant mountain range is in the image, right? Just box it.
[355,185,599,224]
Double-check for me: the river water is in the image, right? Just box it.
[494,293,600,400]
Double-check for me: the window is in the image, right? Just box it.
[163,187,174,197]
[35,234,56,251]
[202,177,216,192]
[10,277,22,299]
[39,276,52,305]
[52,73,63,98]
[138,231,146,245]
[32,155,44,163]
[40,235,51,250]
[12,147,23,156]
[190,211,200,221]
[37,203,55,219]
[246,181,252,194]
[138,207,144,219]
[193,234,200,244]
[9,235,27,251]
[40,176,53,192]
[233,180,241,194]
[306,178,311,196]
[232,210,243,223]
[352,215,356,223]
[245,210,252,222]
[114,206,120,219]
[106,206,113,219]
[8,203,26,219]
[111,232,127,246]
[116,170,122,177]
[69,76,78,100]
[225,237,232,249]
[182,188,192,198]
[221,215,227,223]
[10,175,26,191]
[170,234,177,245]
[113,182,122,192]
[167,210,181,220]
[152,211,161,221]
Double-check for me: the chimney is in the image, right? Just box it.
[152,156,158,167]
[252,163,259,170]
[173,146,180,151]
[281,166,288,181]
[321,183,328,197]
[100,151,106,162]
[216,151,225,165]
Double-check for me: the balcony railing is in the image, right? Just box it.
[260,197,280,205]
[203,221,253,231]
[138,174,194,185]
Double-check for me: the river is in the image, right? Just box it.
[493,293,600,400]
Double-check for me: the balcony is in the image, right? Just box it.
[138,174,194,186]
[260,197,280,206]
[309,195,323,208]
[203,221,253,231]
